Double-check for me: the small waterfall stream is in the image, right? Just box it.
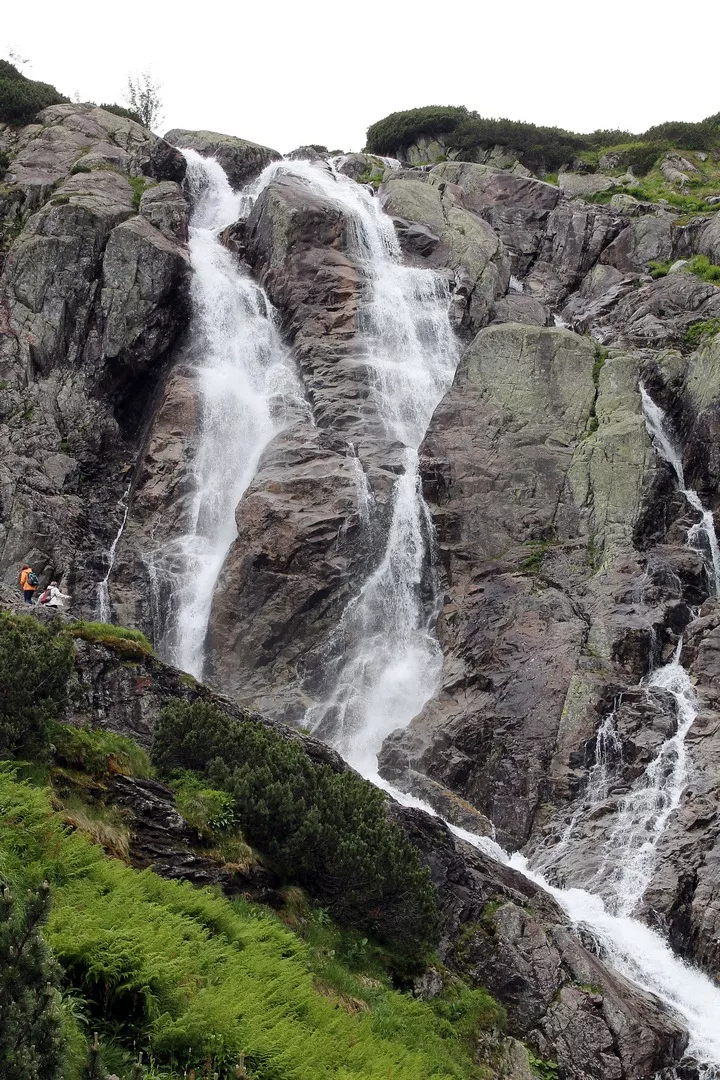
[154,156,720,1073]
[641,384,720,594]
[96,482,131,622]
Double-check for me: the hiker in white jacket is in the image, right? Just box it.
[41,581,72,609]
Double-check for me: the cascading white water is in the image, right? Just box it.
[598,645,697,915]
[96,483,131,622]
[247,159,460,771]
[150,151,304,677]
[641,384,720,594]
[156,156,720,1071]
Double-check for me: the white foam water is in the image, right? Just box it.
[598,646,697,915]
[151,151,304,677]
[641,385,720,594]
[245,159,459,770]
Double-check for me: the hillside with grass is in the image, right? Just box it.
[0,611,511,1080]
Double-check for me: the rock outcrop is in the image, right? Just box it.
[0,105,190,609]
[164,128,281,185]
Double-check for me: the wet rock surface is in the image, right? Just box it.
[164,128,281,185]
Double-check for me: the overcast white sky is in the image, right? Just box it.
[4,0,718,154]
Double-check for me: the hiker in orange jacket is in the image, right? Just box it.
[19,564,38,604]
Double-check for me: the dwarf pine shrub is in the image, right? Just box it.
[0,880,65,1080]
[0,612,74,759]
[0,60,68,124]
[152,699,441,965]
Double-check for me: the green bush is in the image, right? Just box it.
[366,105,469,153]
[649,259,672,278]
[171,772,237,840]
[641,115,720,151]
[49,721,152,780]
[685,318,720,346]
[0,59,68,124]
[364,104,720,173]
[152,700,440,965]
[448,115,587,172]
[69,619,154,658]
[599,140,667,176]
[0,880,65,1080]
[0,612,74,759]
[0,770,492,1079]
[688,254,720,284]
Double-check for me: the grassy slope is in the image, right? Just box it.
[0,755,501,1080]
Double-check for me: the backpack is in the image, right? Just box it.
[39,589,51,605]
[27,571,39,587]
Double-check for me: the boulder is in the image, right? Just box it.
[428,161,560,275]
[697,213,720,264]
[600,214,675,274]
[164,128,281,187]
[558,172,616,196]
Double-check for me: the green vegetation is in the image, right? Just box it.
[153,699,441,966]
[0,767,500,1079]
[520,539,557,576]
[128,175,149,211]
[366,105,470,154]
[365,104,720,178]
[685,318,720,346]
[594,140,666,176]
[50,721,152,781]
[649,256,720,284]
[649,259,672,279]
[0,59,68,124]
[688,254,720,284]
[69,619,155,658]
[0,612,74,760]
[592,346,608,386]
[527,1049,559,1080]
[171,773,239,840]
[0,880,66,1079]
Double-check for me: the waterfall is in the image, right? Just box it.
[599,645,697,915]
[640,384,720,594]
[95,483,131,622]
[149,151,304,677]
[246,159,459,771]
[154,155,720,1071]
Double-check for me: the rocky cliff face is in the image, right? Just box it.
[3,108,720,1077]
[0,105,190,607]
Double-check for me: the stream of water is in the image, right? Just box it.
[641,384,720,594]
[148,151,304,677]
[159,155,720,1072]
[95,482,131,622]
